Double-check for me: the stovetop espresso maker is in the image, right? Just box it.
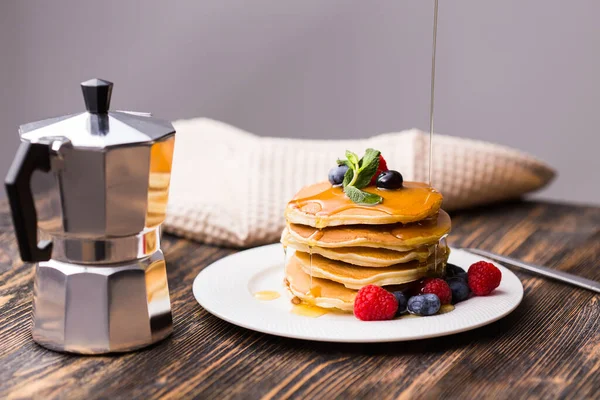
[5,79,175,354]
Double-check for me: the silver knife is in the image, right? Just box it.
[464,248,600,294]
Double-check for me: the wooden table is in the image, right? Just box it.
[1,200,599,399]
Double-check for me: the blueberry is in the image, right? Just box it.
[448,279,470,303]
[407,294,441,316]
[446,263,467,282]
[446,263,466,277]
[376,170,403,189]
[449,271,467,283]
[328,165,349,186]
[392,291,408,315]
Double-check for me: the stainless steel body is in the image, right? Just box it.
[27,124,174,239]
[5,79,176,354]
[464,248,600,294]
[33,248,172,354]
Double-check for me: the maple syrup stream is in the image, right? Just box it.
[287,1,440,314]
[430,0,439,268]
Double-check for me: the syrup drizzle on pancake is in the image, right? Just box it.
[283,244,287,275]
[434,234,449,275]
[306,247,325,298]
[289,182,441,228]
[389,211,449,241]
[307,229,324,243]
[308,245,314,294]
[287,210,451,251]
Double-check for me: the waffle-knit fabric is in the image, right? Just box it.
[164,118,555,247]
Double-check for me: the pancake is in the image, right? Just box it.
[285,181,443,228]
[281,228,433,267]
[285,254,442,312]
[285,254,356,312]
[293,250,448,289]
[287,209,451,251]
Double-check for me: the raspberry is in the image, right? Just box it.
[468,261,502,296]
[370,155,389,184]
[420,278,452,305]
[354,285,398,321]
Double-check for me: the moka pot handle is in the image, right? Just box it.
[4,142,53,262]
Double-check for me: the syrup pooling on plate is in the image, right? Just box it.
[438,304,454,314]
[291,303,329,318]
[289,181,442,227]
[253,291,281,301]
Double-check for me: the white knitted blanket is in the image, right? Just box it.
[163,118,555,247]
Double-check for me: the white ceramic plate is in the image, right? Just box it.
[193,244,523,343]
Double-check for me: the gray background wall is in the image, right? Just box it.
[0,0,598,204]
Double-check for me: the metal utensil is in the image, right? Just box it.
[464,248,600,294]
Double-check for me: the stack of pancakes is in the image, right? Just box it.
[281,181,451,312]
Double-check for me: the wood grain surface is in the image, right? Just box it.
[0,200,599,399]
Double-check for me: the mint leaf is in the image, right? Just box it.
[360,191,383,205]
[337,159,353,169]
[342,168,354,187]
[354,160,379,189]
[360,149,380,170]
[344,186,382,205]
[337,148,384,205]
[353,149,380,189]
[346,150,359,167]
[343,185,363,202]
